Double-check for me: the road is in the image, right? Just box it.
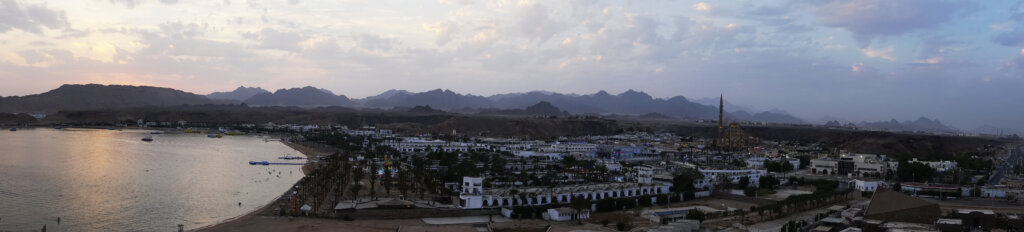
[988,145,1022,186]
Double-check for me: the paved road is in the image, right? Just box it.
[988,145,1022,186]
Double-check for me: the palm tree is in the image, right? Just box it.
[349,184,363,202]
[383,168,394,196]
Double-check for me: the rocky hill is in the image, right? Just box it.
[207,86,270,101]
[244,86,354,107]
[0,84,214,113]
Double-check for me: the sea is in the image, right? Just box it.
[0,128,305,231]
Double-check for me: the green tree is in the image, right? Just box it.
[759,175,780,190]
[737,176,750,189]
[672,168,703,193]
[686,210,706,222]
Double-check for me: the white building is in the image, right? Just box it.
[981,187,1008,198]
[811,158,838,175]
[636,165,654,184]
[541,142,597,153]
[458,177,672,209]
[462,177,484,195]
[851,179,879,192]
[512,151,564,160]
[600,160,623,171]
[382,138,489,153]
[888,158,959,172]
[746,157,800,170]
[696,169,767,190]
[812,154,887,177]
[545,207,590,221]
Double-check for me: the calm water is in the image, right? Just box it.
[0,129,305,231]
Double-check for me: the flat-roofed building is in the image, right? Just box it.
[457,177,671,210]
[864,191,940,224]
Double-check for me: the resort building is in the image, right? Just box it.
[851,179,880,192]
[457,177,672,210]
[544,207,590,221]
[696,169,767,190]
[888,158,959,172]
[811,153,886,177]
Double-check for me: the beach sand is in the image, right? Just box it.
[197,216,429,232]
[196,138,341,231]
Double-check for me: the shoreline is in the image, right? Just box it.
[195,137,323,232]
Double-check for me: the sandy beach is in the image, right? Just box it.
[196,137,333,232]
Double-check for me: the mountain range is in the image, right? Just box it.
[206,86,269,101]
[856,117,957,133]
[0,84,809,124]
[244,86,354,107]
[0,84,215,113]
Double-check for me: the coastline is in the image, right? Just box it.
[195,137,325,232]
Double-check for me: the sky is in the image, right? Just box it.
[1,0,1024,131]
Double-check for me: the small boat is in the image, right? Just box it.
[9,128,16,131]
[249,161,270,165]
[150,131,162,134]
[142,136,154,142]
[207,134,222,138]
[107,127,115,130]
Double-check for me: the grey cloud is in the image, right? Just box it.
[108,0,178,8]
[746,5,789,17]
[159,22,208,39]
[0,0,69,34]
[255,28,304,52]
[29,41,54,46]
[357,34,399,51]
[17,49,73,64]
[776,24,813,34]
[811,0,973,45]
[425,21,457,46]
[994,28,1024,46]
[516,2,565,45]
[109,0,142,8]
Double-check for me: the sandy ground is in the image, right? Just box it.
[198,216,428,232]
[196,139,329,232]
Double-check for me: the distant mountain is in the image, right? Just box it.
[354,89,412,105]
[365,89,492,109]
[813,115,849,125]
[244,86,354,107]
[0,84,215,113]
[692,98,804,124]
[407,105,448,114]
[489,90,721,119]
[693,97,761,113]
[486,101,570,116]
[359,89,807,123]
[638,112,674,120]
[729,110,806,124]
[969,125,1022,136]
[206,86,270,101]
[858,117,956,133]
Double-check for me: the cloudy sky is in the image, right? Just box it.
[1,0,1023,130]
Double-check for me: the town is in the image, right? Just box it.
[199,112,1023,232]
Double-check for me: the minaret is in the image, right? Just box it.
[717,94,723,149]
